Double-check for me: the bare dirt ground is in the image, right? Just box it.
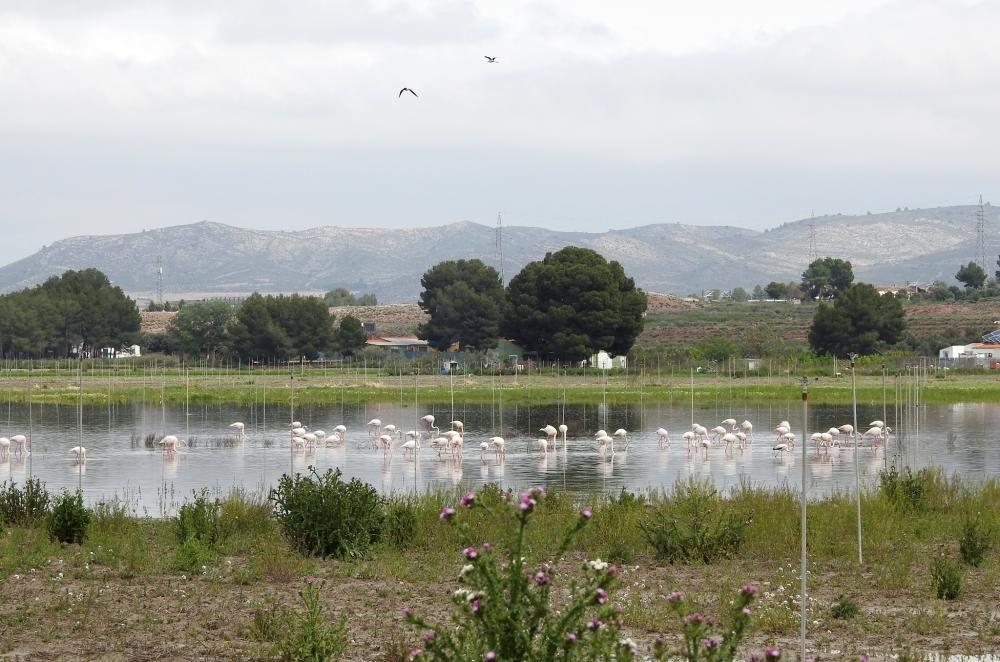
[1,547,997,661]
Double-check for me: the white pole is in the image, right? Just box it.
[799,376,808,659]
[850,355,863,564]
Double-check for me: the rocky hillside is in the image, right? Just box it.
[0,206,994,301]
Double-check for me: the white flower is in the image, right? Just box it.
[460,564,474,577]
[587,559,609,571]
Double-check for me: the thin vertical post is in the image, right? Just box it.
[850,355,863,564]
[799,376,808,661]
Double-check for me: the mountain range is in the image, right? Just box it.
[0,205,994,302]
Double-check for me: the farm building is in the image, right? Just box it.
[366,335,430,357]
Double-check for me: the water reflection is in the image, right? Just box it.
[0,399,997,515]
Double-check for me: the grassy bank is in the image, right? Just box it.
[1,470,998,659]
[0,369,998,406]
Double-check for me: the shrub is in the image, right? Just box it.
[830,595,860,620]
[270,467,384,559]
[879,466,933,512]
[0,478,51,526]
[250,581,347,661]
[384,500,418,549]
[405,489,634,660]
[47,490,91,544]
[175,489,222,546]
[640,479,753,563]
[930,556,961,600]
[958,516,992,567]
[171,537,217,573]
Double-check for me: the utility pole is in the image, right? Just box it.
[976,194,986,272]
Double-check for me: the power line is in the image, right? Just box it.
[494,212,504,286]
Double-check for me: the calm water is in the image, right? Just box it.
[0,397,997,515]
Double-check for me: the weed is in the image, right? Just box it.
[171,537,217,573]
[930,555,962,600]
[47,490,90,544]
[175,489,222,546]
[0,478,51,526]
[958,515,992,567]
[640,479,753,564]
[271,467,384,559]
[250,581,347,661]
[384,500,418,549]
[830,595,860,619]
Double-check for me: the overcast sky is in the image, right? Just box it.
[2,0,998,263]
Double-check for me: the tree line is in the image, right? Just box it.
[417,247,648,362]
[0,269,141,358]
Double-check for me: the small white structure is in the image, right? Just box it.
[587,350,627,370]
[938,345,967,360]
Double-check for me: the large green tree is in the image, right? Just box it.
[956,261,987,289]
[166,301,234,358]
[801,258,854,300]
[229,294,292,360]
[323,288,378,307]
[229,293,335,360]
[764,281,788,300]
[808,283,906,356]
[503,247,647,362]
[336,314,368,355]
[417,259,505,351]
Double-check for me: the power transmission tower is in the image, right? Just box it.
[976,194,986,272]
[808,211,818,263]
[494,212,505,286]
[156,256,164,306]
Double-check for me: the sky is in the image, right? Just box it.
[1,0,998,263]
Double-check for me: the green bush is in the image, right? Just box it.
[0,478,51,526]
[959,516,992,567]
[171,536,217,572]
[175,489,222,546]
[270,468,384,559]
[640,479,753,563]
[830,595,860,619]
[930,556,962,600]
[47,491,90,544]
[879,466,933,512]
[250,581,347,661]
[384,500,417,549]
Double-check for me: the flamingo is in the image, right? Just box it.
[401,433,421,458]
[838,424,855,445]
[781,432,796,447]
[740,420,753,440]
[490,436,505,459]
[721,432,738,451]
[479,441,489,461]
[10,434,27,458]
[69,446,87,463]
[303,432,318,448]
[368,419,382,436]
[735,431,748,448]
[290,421,302,429]
[291,426,308,438]
[540,425,558,442]
[682,431,696,448]
[159,435,180,455]
[595,433,613,455]
[655,428,670,448]
[0,437,9,459]
[450,420,464,433]
[536,438,549,454]
[869,420,885,430]
[558,424,568,446]
[827,427,842,446]
[377,434,393,453]
[334,424,347,439]
[613,428,629,451]
[229,422,246,442]
[693,425,710,445]
[774,424,790,442]
[449,435,464,458]
[421,415,439,435]
[698,438,711,460]
[721,418,737,430]
[383,424,399,437]
[710,425,728,442]
[313,430,327,444]
[291,436,307,452]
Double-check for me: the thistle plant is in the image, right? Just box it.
[404,488,637,661]
[651,584,781,662]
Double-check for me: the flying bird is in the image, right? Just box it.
[484,56,498,63]
[399,87,418,97]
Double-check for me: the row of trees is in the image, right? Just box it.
[164,294,368,360]
[0,269,140,358]
[418,247,648,362]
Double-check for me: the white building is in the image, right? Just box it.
[938,343,1000,367]
[938,345,967,360]
[587,350,627,370]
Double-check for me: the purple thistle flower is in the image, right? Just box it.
[579,506,593,519]
[471,599,481,613]
[408,649,422,660]
[860,657,869,662]
[766,646,781,660]
[741,583,759,596]
[463,546,478,560]
[534,571,550,586]
[586,618,602,631]
[402,607,413,617]
[665,591,684,603]
[439,506,456,521]
[607,564,617,576]
[482,543,492,551]
[420,630,437,642]
[485,651,497,661]
[519,491,537,512]
[742,606,752,617]
[566,632,577,642]
[460,491,475,507]
[595,588,609,605]
[703,636,722,648]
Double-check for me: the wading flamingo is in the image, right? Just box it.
[656,428,670,448]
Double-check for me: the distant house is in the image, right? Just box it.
[366,335,430,357]
[939,343,1000,367]
[585,350,626,370]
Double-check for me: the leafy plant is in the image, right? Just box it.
[250,581,347,661]
[384,500,418,549]
[175,489,222,546]
[879,466,933,512]
[0,478,51,526]
[651,585,781,662]
[930,555,962,600]
[640,479,753,563]
[405,489,635,661]
[270,467,384,559]
[46,490,90,544]
[958,516,992,567]
[830,595,860,620]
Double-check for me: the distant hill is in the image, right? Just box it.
[0,206,994,301]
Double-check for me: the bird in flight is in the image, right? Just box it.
[484,56,498,63]
[399,87,418,98]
